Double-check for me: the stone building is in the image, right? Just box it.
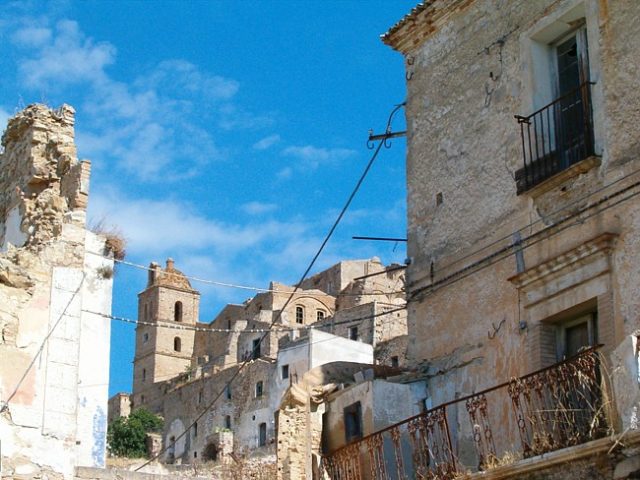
[0,105,115,479]
[115,257,406,465]
[317,1,640,479]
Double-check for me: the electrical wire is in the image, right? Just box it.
[421,165,640,285]
[0,273,86,413]
[83,304,406,334]
[135,114,396,470]
[86,255,405,298]
[410,175,640,301]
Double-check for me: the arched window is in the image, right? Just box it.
[142,368,146,382]
[174,301,183,322]
[295,306,304,324]
[174,337,181,352]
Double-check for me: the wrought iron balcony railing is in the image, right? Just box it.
[515,82,595,194]
[321,346,608,480]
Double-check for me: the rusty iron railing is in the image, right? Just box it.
[321,346,608,480]
[514,82,595,194]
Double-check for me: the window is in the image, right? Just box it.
[556,313,596,361]
[252,338,261,359]
[349,326,358,341]
[344,402,363,443]
[225,415,231,429]
[194,451,197,458]
[174,336,181,352]
[140,394,145,404]
[142,368,146,382]
[198,390,203,404]
[391,356,399,368]
[295,306,304,324]
[227,319,231,330]
[281,364,289,380]
[193,422,198,438]
[255,381,263,398]
[143,332,149,343]
[174,301,183,322]
[225,385,232,400]
[144,303,148,321]
[516,7,596,193]
[258,422,267,447]
[316,310,325,322]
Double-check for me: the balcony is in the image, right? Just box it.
[321,346,608,479]
[515,82,596,194]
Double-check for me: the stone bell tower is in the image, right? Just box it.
[132,258,200,412]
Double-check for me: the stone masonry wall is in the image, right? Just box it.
[0,104,113,478]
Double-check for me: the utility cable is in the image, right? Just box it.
[410,176,640,301]
[83,304,406,334]
[424,165,640,282]
[0,273,86,413]
[135,112,397,470]
[87,255,405,298]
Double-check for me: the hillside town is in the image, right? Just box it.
[2,1,640,479]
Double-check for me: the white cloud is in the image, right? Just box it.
[276,167,292,180]
[241,201,278,215]
[253,134,281,151]
[282,145,357,169]
[142,59,239,101]
[10,18,260,181]
[11,26,51,48]
[18,20,115,88]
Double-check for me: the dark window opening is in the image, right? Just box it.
[557,312,596,361]
[142,368,146,382]
[174,301,183,322]
[296,306,304,324]
[258,422,267,447]
[174,336,182,352]
[349,326,358,341]
[225,415,231,429]
[198,390,203,404]
[255,381,264,398]
[203,443,218,461]
[344,402,363,443]
[281,364,289,380]
[515,29,594,193]
[225,385,231,400]
[316,310,325,322]
[193,422,198,437]
[391,356,399,368]
[252,338,261,359]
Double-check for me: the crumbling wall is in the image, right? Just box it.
[0,104,113,479]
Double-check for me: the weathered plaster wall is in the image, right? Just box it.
[377,0,640,474]
[0,104,113,479]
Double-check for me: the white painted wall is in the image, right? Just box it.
[75,231,113,468]
[308,329,373,369]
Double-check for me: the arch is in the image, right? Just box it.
[174,336,182,352]
[174,301,183,322]
[203,443,218,461]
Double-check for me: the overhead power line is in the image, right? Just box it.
[83,305,406,334]
[86,255,405,298]
[135,103,405,470]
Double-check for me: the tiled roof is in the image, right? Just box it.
[381,2,431,47]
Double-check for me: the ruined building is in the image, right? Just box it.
[316,1,640,479]
[111,256,407,465]
[0,105,114,479]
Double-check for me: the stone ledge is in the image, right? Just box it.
[464,430,640,480]
[520,155,601,199]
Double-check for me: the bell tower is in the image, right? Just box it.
[132,258,200,412]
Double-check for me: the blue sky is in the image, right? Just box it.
[0,1,414,396]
